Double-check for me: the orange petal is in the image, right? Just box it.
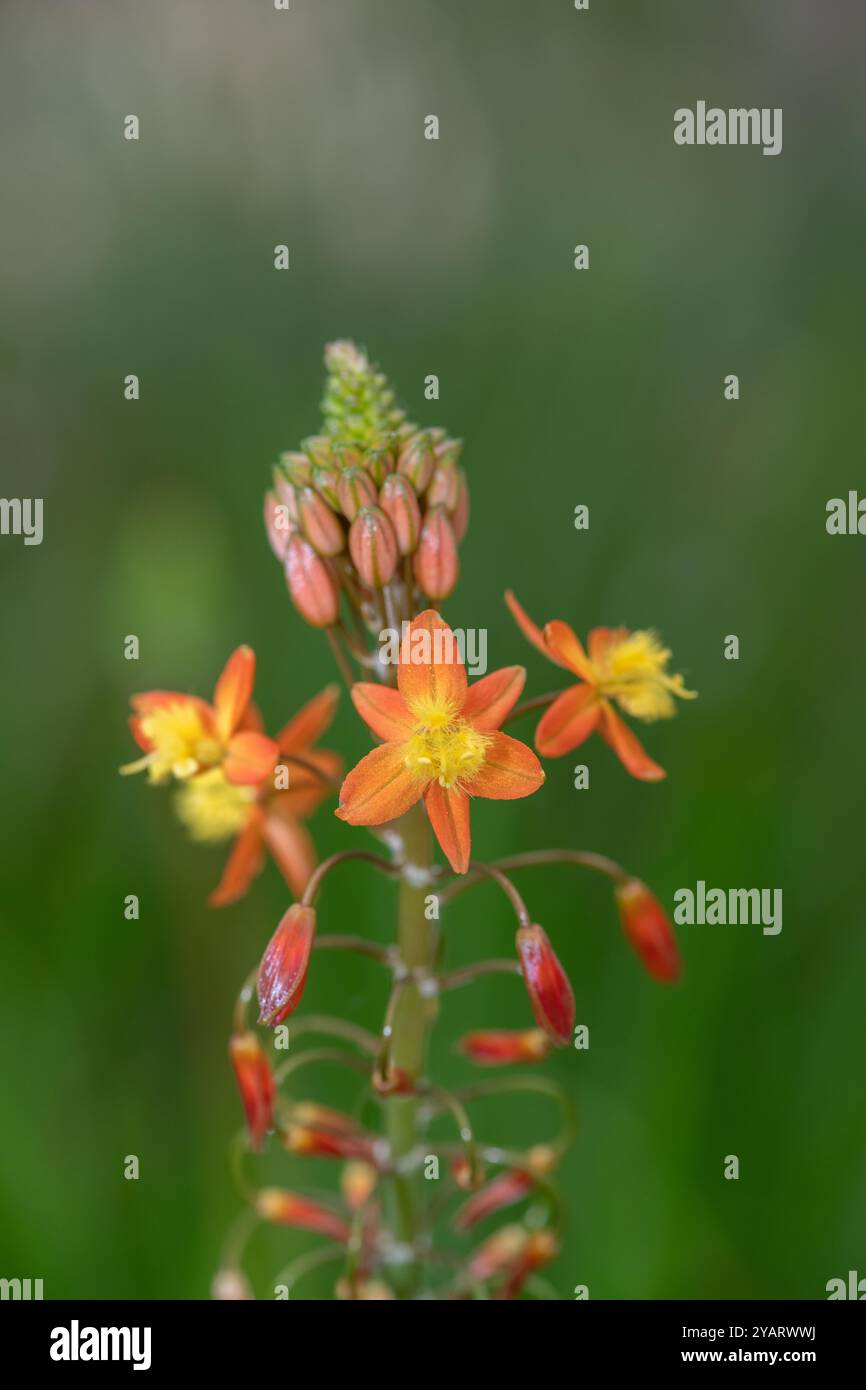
[398,609,467,717]
[598,703,666,781]
[350,683,415,742]
[542,621,595,680]
[424,781,471,873]
[272,750,342,818]
[464,731,545,801]
[223,731,279,786]
[209,811,266,908]
[337,743,423,826]
[262,811,317,899]
[239,701,265,734]
[504,591,560,665]
[535,685,600,757]
[462,666,525,733]
[276,684,340,753]
[588,626,629,665]
[213,646,256,740]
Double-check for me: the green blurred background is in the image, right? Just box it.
[1,0,864,1299]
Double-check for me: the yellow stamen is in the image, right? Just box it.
[596,630,696,722]
[131,701,223,784]
[403,700,489,790]
[174,768,256,842]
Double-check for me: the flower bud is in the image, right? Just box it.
[467,1225,528,1283]
[264,490,292,562]
[397,432,435,491]
[365,447,394,487]
[349,507,399,588]
[435,436,463,468]
[458,1028,551,1066]
[255,1187,349,1243]
[515,923,575,1045]
[302,435,336,469]
[371,1063,414,1096]
[229,1031,275,1150]
[272,469,300,519]
[615,877,680,982]
[211,1268,254,1301]
[279,450,313,486]
[452,468,470,542]
[284,534,340,628]
[297,485,345,556]
[427,460,459,511]
[284,1124,376,1164]
[337,466,378,521]
[413,505,459,600]
[290,1102,361,1135]
[312,462,341,509]
[454,1169,534,1232]
[257,903,317,1027]
[379,474,422,555]
[334,444,365,472]
[341,1160,378,1211]
[452,1154,486,1191]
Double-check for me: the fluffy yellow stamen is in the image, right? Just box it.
[174,768,256,842]
[127,701,223,783]
[596,631,696,722]
[403,700,489,790]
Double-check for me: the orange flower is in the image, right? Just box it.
[505,592,696,781]
[337,610,544,873]
[174,686,341,906]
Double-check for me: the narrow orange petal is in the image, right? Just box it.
[398,609,467,716]
[598,703,666,781]
[213,646,256,740]
[262,811,317,899]
[337,743,423,826]
[424,781,471,873]
[463,731,544,800]
[350,683,415,742]
[223,731,279,786]
[462,666,526,733]
[542,621,595,680]
[504,591,560,665]
[209,811,266,908]
[535,685,600,757]
[275,684,340,753]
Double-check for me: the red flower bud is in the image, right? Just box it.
[379,474,422,555]
[349,506,399,588]
[452,468,470,542]
[459,1028,552,1066]
[255,1188,349,1243]
[257,904,317,1026]
[615,877,680,982]
[413,505,459,600]
[284,534,340,627]
[397,433,435,491]
[229,1031,276,1150]
[297,485,345,556]
[337,466,378,521]
[515,923,575,1045]
[454,1169,535,1232]
[264,490,292,562]
[284,1124,377,1164]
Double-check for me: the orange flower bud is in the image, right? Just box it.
[379,474,422,555]
[615,877,680,982]
[297,485,345,556]
[413,505,459,600]
[279,450,313,486]
[459,1028,552,1066]
[349,506,399,588]
[312,462,341,509]
[341,1160,378,1212]
[264,490,292,562]
[302,435,336,469]
[467,1224,528,1282]
[452,468,470,542]
[515,923,575,1046]
[290,1102,361,1135]
[427,460,459,511]
[454,1169,534,1232]
[283,1123,377,1164]
[337,466,378,521]
[229,1031,275,1150]
[284,534,340,627]
[397,432,435,491]
[452,1154,486,1191]
[365,447,394,487]
[272,469,300,520]
[257,903,317,1027]
[255,1187,349,1243]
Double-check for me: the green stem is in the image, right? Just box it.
[384,801,436,1296]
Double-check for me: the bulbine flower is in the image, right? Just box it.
[515,923,575,1045]
[458,1029,552,1066]
[615,877,681,982]
[255,1188,350,1243]
[257,903,318,1026]
[229,1032,275,1150]
[121,645,278,786]
[454,1169,535,1232]
[505,592,696,780]
[337,609,544,872]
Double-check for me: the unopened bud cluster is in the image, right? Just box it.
[265,342,469,633]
